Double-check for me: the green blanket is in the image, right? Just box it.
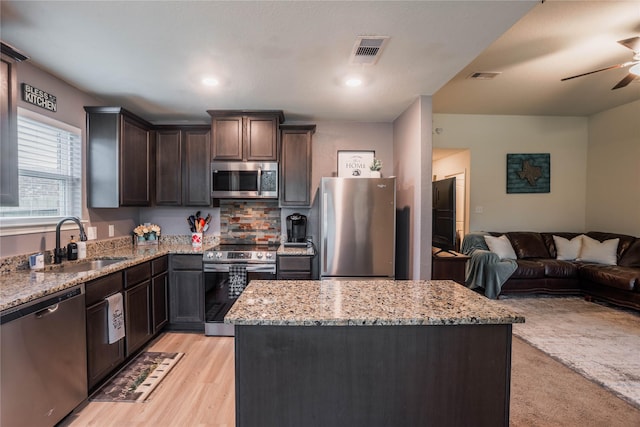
[461,232,517,299]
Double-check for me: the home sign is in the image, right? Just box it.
[21,83,57,112]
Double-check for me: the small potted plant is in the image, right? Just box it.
[369,158,382,177]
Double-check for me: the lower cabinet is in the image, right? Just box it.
[85,256,169,391]
[124,262,152,357]
[124,280,152,357]
[151,256,169,332]
[277,255,313,280]
[169,254,204,331]
[85,272,125,390]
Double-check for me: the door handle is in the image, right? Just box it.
[35,304,59,319]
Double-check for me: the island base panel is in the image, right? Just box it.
[235,324,512,427]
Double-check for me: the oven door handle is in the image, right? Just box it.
[203,264,276,274]
[246,264,276,273]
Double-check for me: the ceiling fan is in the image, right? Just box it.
[561,36,640,90]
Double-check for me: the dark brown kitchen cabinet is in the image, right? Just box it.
[183,128,212,205]
[277,254,314,280]
[208,110,284,161]
[85,106,153,207]
[124,262,152,356]
[85,272,125,390]
[280,125,315,207]
[169,254,204,331]
[151,256,169,332]
[0,48,23,206]
[155,129,182,205]
[155,126,211,206]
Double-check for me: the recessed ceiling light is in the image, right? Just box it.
[202,77,219,86]
[345,77,362,87]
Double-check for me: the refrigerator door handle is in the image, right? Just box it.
[322,190,328,273]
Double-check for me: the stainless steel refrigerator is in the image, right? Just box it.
[320,177,396,279]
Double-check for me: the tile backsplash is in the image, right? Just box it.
[219,200,281,245]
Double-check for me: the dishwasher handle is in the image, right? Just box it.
[35,304,59,318]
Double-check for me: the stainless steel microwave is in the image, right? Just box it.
[211,161,278,199]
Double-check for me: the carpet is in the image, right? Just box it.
[90,352,184,402]
[497,296,640,409]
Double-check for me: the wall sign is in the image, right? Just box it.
[506,153,550,193]
[337,150,375,178]
[21,83,57,112]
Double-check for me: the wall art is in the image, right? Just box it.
[506,153,550,193]
[337,150,375,178]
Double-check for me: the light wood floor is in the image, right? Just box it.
[60,332,236,427]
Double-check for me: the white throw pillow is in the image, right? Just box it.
[553,235,584,261]
[484,235,517,260]
[577,235,619,265]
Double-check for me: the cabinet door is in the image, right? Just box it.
[212,116,243,160]
[125,280,152,356]
[280,126,314,206]
[120,116,151,206]
[152,271,169,333]
[155,130,182,205]
[183,129,211,206]
[245,116,278,161]
[0,54,19,206]
[169,270,204,326]
[86,300,125,390]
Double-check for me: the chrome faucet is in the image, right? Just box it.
[54,217,87,264]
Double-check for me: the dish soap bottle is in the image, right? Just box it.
[67,236,78,260]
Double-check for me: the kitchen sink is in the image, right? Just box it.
[54,257,129,273]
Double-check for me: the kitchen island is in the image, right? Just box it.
[225,279,524,427]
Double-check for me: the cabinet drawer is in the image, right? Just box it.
[85,272,123,306]
[171,254,202,270]
[152,256,168,276]
[278,256,312,272]
[124,262,151,288]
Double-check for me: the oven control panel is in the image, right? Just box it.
[203,250,275,262]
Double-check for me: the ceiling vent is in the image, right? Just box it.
[467,72,501,80]
[349,36,390,65]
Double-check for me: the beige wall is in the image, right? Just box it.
[393,96,432,279]
[586,100,640,236]
[433,114,589,233]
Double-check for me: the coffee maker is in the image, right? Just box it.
[286,213,307,244]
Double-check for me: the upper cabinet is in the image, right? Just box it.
[208,110,284,161]
[155,126,211,206]
[1,44,27,207]
[85,107,153,207]
[280,124,315,207]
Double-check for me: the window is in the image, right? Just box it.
[0,108,82,227]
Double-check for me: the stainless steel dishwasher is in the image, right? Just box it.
[1,285,88,427]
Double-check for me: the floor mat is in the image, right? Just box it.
[90,352,184,402]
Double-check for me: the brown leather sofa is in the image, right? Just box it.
[490,231,640,310]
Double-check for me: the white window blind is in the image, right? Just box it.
[0,109,82,223]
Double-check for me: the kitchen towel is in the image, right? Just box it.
[228,265,247,298]
[106,292,125,344]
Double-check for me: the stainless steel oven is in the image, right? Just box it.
[203,245,276,336]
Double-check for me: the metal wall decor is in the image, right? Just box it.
[506,153,550,193]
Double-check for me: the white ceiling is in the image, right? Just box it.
[2,1,639,125]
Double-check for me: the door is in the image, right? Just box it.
[321,178,396,278]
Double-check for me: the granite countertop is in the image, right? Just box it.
[277,244,316,256]
[225,280,525,326]
[0,243,204,313]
